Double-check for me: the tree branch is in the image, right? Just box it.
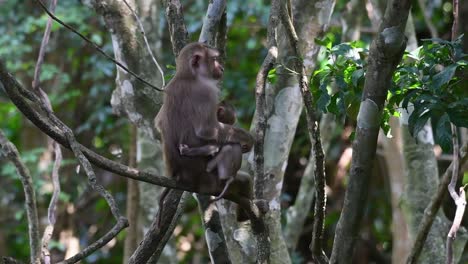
[0,131,41,264]
[330,1,412,262]
[128,190,184,264]
[405,142,468,264]
[31,1,62,263]
[279,3,327,262]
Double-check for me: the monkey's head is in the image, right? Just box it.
[176,42,224,80]
[217,100,236,125]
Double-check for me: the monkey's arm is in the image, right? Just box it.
[179,144,219,157]
[219,125,254,153]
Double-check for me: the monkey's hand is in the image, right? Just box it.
[179,144,190,155]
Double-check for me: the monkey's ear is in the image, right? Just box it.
[190,54,201,68]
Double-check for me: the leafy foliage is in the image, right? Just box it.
[311,38,367,122]
[392,36,467,150]
[312,36,467,150]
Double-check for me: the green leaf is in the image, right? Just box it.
[447,108,468,128]
[316,92,331,112]
[351,69,364,87]
[430,64,458,91]
[413,111,431,138]
[408,106,427,137]
[267,67,277,84]
[436,113,452,152]
[315,37,332,49]
[402,89,420,110]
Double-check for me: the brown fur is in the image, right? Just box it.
[156,43,253,203]
[179,100,254,201]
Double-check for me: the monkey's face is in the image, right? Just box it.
[208,50,224,80]
[190,48,224,80]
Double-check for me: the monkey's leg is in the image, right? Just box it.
[208,145,233,177]
[211,177,234,202]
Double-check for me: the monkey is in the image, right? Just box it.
[178,100,253,201]
[155,43,254,224]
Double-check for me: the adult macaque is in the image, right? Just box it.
[179,100,253,201]
[156,43,254,222]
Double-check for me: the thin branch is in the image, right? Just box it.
[0,130,41,264]
[417,0,439,38]
[41,142,61,264]
[279,4,327,262]
[446,3,463,262]
[406,142,468,264]
[123,125,139,261]
[451,0,459,41]
[33,0,163,91]
[252,1,281,263]
[122,0,165,88]
[31,1,62,263]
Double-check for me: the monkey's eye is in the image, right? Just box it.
[212,56,219,61]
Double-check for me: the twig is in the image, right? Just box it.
[33,0,163,91]
[279,4,327,262]
[0,130,41,264]
[406,143,468,264]
[31,1,62,263]
[122,0,165,88]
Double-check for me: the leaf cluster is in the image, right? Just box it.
[312,36,467,150]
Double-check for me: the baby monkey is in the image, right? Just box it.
[179,101,252,201]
